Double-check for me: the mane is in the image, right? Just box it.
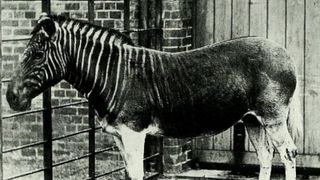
[31,15,134,46]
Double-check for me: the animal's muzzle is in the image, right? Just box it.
[6,83,31,111]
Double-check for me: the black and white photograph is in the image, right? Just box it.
[0,0,319,179]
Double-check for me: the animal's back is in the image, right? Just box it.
[154,37,297,137]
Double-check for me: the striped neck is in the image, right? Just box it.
[56,19,133,117]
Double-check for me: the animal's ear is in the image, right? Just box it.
[34,13,56,38]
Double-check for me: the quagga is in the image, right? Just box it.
[7,14,302,180]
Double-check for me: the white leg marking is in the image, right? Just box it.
[115,126,146,180]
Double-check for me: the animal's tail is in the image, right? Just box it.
[287,80,303,142]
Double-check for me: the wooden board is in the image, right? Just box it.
[286,0,305,153]
[249,0,267,37]
[305,0,320,154]
[232,0,249,38]
[267,0,286,46]
[194,1,214,47]
[213,0,232,151]
[214,0,232,42]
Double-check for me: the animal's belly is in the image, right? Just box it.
[153,106,245,138]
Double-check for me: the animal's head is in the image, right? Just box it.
[6,13,66,111]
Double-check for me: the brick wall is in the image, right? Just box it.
[1,0,194,178]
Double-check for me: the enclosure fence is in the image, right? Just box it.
[0,0,163,179]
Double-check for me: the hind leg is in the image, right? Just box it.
[243,114,274,180]
[264,117,297,180]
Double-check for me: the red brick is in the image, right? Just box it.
[54,90,65,97]
[3,3,17,10]
[22,148,36,156]
[14,47,26,54]
[66,124,76,132]
[98,11,109,18]
[110,11,122,19]
[65,3,80,10]
[14,12,24,18]
[2,29,12,36]
[66,91,76,97]
[95,2,104,10]
[2,20,19,27]
[103,20,115,28]
[164,20,183,28]
[3,47,12,54]
[72,116,83,124]
[163,39,182,46]
[116,3,124,10]
[59,108,77,115]
[18,3,29,10]
[14,29,31,36]
[78,108,89,115]
[25,11,36,19]
[105,2,116,10]
[171,11,181,19]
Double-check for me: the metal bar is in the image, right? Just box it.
[144,172,160,180]
[154,0,163,51]
[50,100,88,110]
[88,166,125,180]
[143,153,160,161]
[2,108,46,119]
[51,128,92,142]
[94,145,117,155]
[88,105,95,180]
[2,141,45,154]
[138,0,150,47]
[2,100,88,120]
[42,0,52,179]
[87,0,96,179]
[0,0,3,178]
[158,137,164,175]
[3,127,103,154]
[43,92,53,180]
[2,37,31,42]
[124,0,130,31]
[4,167,45,180]
[52,146,116,168]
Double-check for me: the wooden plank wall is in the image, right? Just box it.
[193,0,320,166]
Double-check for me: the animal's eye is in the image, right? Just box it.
[34,51,44,59]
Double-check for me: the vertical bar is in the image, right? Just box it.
[138,0,149,47]
[0,0,3,179]
[43,90,52,180]
[154,0,163,51]
[42,1,52,180]
[87,0,95,179]
[124,0,130,31]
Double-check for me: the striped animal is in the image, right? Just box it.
[6,14,302,180]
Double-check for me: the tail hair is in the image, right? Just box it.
[287,80,303,142]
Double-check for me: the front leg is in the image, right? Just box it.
[113,125,146,180]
